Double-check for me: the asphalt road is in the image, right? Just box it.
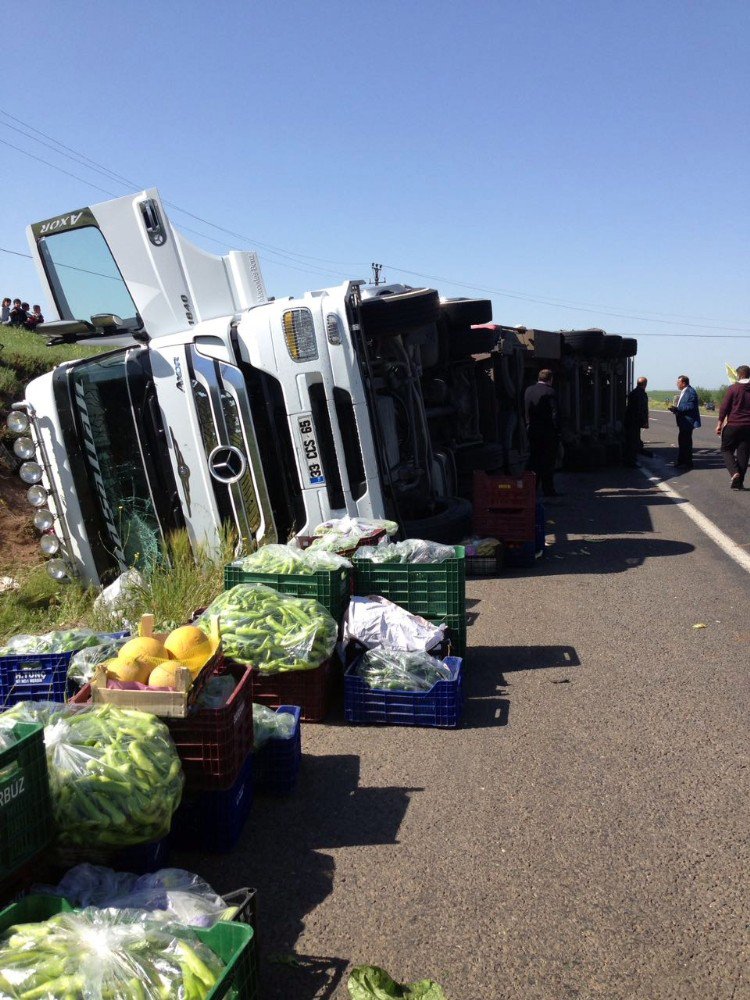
[175,444,749,1000]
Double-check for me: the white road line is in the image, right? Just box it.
[638,466,750,574]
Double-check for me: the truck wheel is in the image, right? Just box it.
[562,329,605,355]
[360,288,440,337]
[403,496,473,543]
[600,334,623,358]
[621,337,637,357]
[441,298,493,328]
[448,327,499,359]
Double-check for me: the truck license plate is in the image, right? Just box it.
[296,414,326,486]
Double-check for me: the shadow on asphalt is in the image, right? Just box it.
[175,753,422,999]
[461,644,580,729]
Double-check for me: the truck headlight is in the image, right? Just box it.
[27,485,47,507]
[46,559,69,581]
[34,509,55,532]
[40,534,61,556]
[13,437,35,460]
[19,461,43,484]
[283,308,318,362]
[6,411,29,435]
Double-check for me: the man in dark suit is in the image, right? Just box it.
[525,368,560,496]
[667,374,700,469]
[624,376,650,466]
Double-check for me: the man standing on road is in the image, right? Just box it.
[667,375,700,469]
[623,376,650,466]
[717,365,750,489]
[525,368,560,497]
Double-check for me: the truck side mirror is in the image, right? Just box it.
[35,319,96,342]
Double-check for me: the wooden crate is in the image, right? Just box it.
[86,615,220,719]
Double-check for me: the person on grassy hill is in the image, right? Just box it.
[8,300,28,327]
[525,368,561,497]
[624,376,651,466]
[1,298,10,324]
[667,375,700,469]
[717,365,750,490]
[24,305,44,330]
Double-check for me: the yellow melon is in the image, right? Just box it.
[105,658,151,685]
[117,636,168,663]
[148,661,190,690]
[163,625,214,674]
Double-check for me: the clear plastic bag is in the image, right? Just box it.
[0,906,226,998]
[67,635,131,688]
[353,539,455,564]
[253,704,297,747]
[461,536,501,557]
[312,515,399,538]
[0,702,184,848]
[0,628,113,657]
[0,725,17,751]
[237,544,351,575]
[33,865,234,928]
[198,584,337,673]
[195,674,236,710]
[354,648,454,692]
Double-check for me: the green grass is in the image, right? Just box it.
[0,529,235,644]
[0,325,102,385]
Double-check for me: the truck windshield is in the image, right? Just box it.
[67,351,164,569]
[38,226,138,325]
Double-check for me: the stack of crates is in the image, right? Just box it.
[352,545,467,656]
[0,721,54,905]
[224,559,352,722]
[472,472,545,568]
[168,660,255,853]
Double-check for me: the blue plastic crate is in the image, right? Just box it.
[254,705,302,795]
[170,751,254,853]
[344,655,463,728]
[0,632,129,707]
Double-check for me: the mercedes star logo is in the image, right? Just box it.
[208,445,247,484]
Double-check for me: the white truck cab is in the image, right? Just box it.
[12,189,489,584]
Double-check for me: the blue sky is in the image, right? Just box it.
[2,0,748,388]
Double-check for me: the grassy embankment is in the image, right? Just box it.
[0,325,233,642]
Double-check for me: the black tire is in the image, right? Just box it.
[562,329,605,355]
[621,337,637,357]
[403,496,473,544]
[441,298,493,328]
[360,288,440,337]
[600,334,623,358]
[448,327,499,359]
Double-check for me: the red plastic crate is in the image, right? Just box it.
[251,659,333,723]
[472,471,536,542]
[166,661,254,791]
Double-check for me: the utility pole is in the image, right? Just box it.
[371,262,384,286]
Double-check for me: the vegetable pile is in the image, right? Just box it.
[0,907,225,999]
[0,702,183,848]
[236,543,351,575]
[198,584,337,673]
[353,539,456,564]
[348,965,447,999]
[252,704,297,747]
[0,629,114,657]
[354,649,454,692]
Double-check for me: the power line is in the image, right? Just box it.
[3,108,748,333]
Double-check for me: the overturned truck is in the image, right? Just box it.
[8,189,532,584]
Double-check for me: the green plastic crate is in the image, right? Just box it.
[0,896,258,999]
[353,545,466,618]
[0,722,53,883]
[224,563,351,621]
[427,613,467,657]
